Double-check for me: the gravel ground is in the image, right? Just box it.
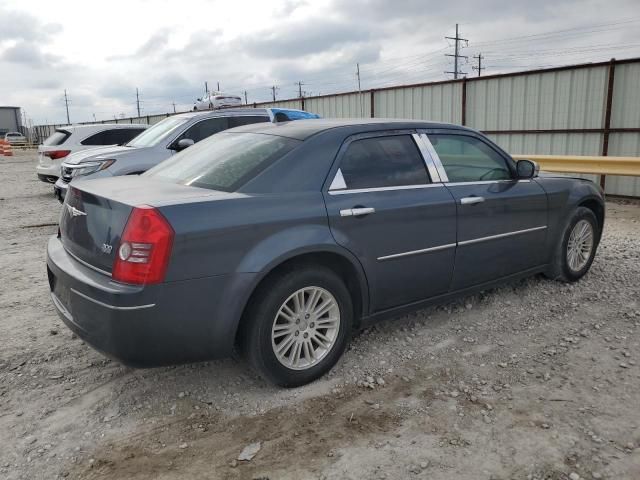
[1,152,639,480]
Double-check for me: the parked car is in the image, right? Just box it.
[194,91,243,111]
[4,131,27,144]
[46,119,604,387]
[36,124,147,183]
[53,108,321,201]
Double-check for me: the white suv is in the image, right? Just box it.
[36,123,147,183]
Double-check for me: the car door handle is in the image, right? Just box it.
[340,207,376,217]
[460,196,485,205]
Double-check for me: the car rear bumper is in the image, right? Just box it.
[37,161,61,184]
[46,235,255,367]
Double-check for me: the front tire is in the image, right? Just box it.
[546,206,600,282]
[241,266,353,387]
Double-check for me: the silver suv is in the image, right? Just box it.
[54,108,320,202]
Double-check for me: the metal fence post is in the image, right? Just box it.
[461,78,467,126]
[370,89,375,118]
[601,58,616,190]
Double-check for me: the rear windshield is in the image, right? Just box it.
[126,116,188,148]
[43,130,70,146]
[144,132,299,192]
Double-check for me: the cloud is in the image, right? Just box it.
[0,7,62,43]
[241,18,372,58]
[0,41,62,68]
[2,0,640,125]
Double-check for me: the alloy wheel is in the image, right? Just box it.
[271,286,341,370]
[567,219,594,272]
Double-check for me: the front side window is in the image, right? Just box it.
[428,134,512,182]
[144,132,300,192]
[333,135,429,190]
[177,118,229,143]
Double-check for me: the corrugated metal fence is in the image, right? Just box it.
[33,57,640,196]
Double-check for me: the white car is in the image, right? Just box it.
[4,131,26,144]
[193,92,243,111]
[36,123,147,183]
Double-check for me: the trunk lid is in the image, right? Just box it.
[59,176,233,274]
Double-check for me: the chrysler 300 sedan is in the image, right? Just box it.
[47,119,604,387]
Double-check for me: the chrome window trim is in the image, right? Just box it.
[377,226,546,261]
[445,179,531,187]
[329,168,347,190]
[71,288,156,311]
[418,134,449,182]
[457,225,547,246]
[411,133,442,183]
[329,183,444,195]
[378,243,456,261]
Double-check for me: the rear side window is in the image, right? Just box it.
[43,130,70,146]
[145,132,299,192]
[177,118,229,143]
[334,135,429,190]
[428,134,512,182]
[81,128,146,146]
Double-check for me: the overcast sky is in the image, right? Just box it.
[1,0,639,125]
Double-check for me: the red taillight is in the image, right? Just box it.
[44,150,71,160]
[112,206,174,285]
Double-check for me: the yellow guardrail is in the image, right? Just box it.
[512,155,640,177]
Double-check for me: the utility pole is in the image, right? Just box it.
[356,63,363,117]
[297,81,304,98]
[136,88,141,117]
[204,81,208,94]
[445,23,468,79]
[172,102,177,113]
[472,53,484,77]
[271,85,278,101]
[63,89,70,124]
[244,90,248,104]
[217,81,220,91]
[93,113,97,122]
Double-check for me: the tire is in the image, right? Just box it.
[545,206,600,282]
[240,266,353,387]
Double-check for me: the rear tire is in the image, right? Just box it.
[240,266,353,387]
[545,206,600,282]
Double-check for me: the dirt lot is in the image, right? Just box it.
[1,151,639,480]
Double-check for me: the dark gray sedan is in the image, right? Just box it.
[46,119,605,386]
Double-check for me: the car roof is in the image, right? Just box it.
[172,108,272,120]
[59,123,148,132]
[226,118,468,140]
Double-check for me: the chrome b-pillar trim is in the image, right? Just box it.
[418,133,449,183]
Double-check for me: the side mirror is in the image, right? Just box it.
[516,159,539,179]
[174,138,195,151]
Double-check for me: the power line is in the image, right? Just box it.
[445,23,468,79]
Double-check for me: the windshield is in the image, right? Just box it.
[144,132,300,192]
[126,116,189,148]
